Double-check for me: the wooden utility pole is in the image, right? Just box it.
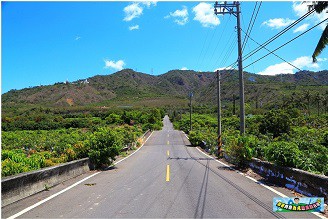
[217,70,222,157]
[214,1,245,135]
[189,91,193,132]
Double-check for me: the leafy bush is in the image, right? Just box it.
[189,131,204,146]
[259,110,291,138]
[224,135,253,167]
[87,127,123,168]
[264,141,300,167]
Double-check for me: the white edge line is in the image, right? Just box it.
[8,131,154,219]
[7,172,100,219]
[194,146,327,219]
[114,131,153,166]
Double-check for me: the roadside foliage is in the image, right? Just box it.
[1,108,164,177]
[171,110,328,176]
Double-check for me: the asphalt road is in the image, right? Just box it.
[3,116,321,218]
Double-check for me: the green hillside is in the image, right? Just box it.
[2,69,328,113]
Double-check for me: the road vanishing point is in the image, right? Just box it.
[3,116,322,218]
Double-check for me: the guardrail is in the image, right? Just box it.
[249,158,328,203]
[1,158,90,207]
[1,129,152,207]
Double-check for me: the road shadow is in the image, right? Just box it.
[168,157,213,161]
[102,165,118,171]
[217,166,235,171]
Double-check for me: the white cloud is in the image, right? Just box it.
[292,2,328,30]
[257,56,326,75]
[262,18,295,29]
[141,1,157,8]
[104,59,125,71]
[75,36,81,41]
[165,6,189,26]
[129,25,139,30]
[123,3,143,22]
[214,66,235,72]
[181,67,188,70]
[193,3,220,28]
[123,2,156,22]
[293,23,309,33]
[292,2,308,17]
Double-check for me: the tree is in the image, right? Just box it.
[323,91,328,114]
[259,110,291,138]
[311,2,328,62]
[303,90,311,115]
[314,92,323,116]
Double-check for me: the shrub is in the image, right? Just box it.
[259,110,291,138]
[87,127,123,168]
[264,141,300,167]
[224,135,253,167]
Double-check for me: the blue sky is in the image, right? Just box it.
[2,1,328,94]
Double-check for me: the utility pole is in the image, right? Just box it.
[189,91,193,132]
[217,70,222,157]
[214,1,245,135]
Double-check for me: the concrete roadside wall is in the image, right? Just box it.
[1,158,90,207]
[249,158,328,203]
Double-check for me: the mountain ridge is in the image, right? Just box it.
[2,69,328,108]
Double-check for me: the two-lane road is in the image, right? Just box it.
[3,116,320,218]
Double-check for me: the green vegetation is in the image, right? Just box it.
[1,108,164,177]
[172,110,328,175]
[2,69,328,177]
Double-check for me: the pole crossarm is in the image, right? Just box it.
[214,1,239,17]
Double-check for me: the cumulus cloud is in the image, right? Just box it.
[293,23,309,33]
[123,3,143,21]
[165,6,189,26]
[123,2,156,22]
[181,67,188,70]
[129,25,139,30]
[193,2,220,28]
[262,18,295,29]
[257,56,326,75]
[104,59,125,71]
[141,1,157,8]
[292,2,328,30]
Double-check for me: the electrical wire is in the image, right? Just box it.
[243,8,315,62]
[242,2,262,53]
[241,28,301,71]
[208,15,232,67]
[223,7,315,72]
[241,2,258,51]
[244,17,328,69]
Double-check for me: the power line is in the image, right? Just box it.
[200,24,220,70]
[241,2,257,51]
[212,29,236,70]
[242,1,262,52]
[196,28,212,71]
[241,28,301,71]
[223,7,315,72]
[208,15,233,68]
[243,8,315,62]
[244,17,328,69]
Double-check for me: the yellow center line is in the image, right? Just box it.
[167,150,170,157]
[166,165,170,182]
[167,141,170,145]
[167,134,169,138]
